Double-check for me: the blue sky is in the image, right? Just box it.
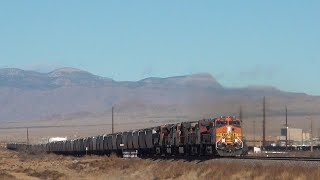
[0,1,319,95]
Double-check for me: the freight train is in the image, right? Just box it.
[7,116,245,157]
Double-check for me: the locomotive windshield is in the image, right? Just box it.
[229,121,241,127]
[215,120,227,127]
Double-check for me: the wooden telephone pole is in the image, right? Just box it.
[112,106,114,134]
[310,118,313,152]
[253,120,256,147]
[239,106,243,121]
[285,105,288,151]
[239,106,245,138]
[27,128,29,145]
[262,96,266,147]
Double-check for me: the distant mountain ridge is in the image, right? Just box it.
[2,68,291,91]
[0,67,318,122]
[0,67,113,89]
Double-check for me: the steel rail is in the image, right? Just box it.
[235,156,320,162]
[141,155,320,162]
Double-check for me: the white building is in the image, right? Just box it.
[48,137,67,143]
[280,127,312,145]
[281,127,302,142]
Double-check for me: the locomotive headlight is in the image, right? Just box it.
[222,138,226,143]
[234,139,238,143]
[227,126,231,132]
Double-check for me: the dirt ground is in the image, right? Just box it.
[0,148,319,180]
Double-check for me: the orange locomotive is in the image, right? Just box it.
[215,116,244,156]
[153,116,244,156]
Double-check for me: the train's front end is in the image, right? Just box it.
[215,116,243,156]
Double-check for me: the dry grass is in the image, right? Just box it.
[0,171,15,180]
[0,148,319,180]
[289,151,320,157]
[103,159,320,180]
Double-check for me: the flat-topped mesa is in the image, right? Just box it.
[166,73,222,88]
[139,73,221,87]
[48,67,89,77]
[182,73,218,82]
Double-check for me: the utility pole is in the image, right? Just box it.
[239,106,245,138]
[27,128,29,145]
[285,105,288,151]
[239,106,243,121]
[262,96,266,147]
[253,120,256,147]
[112,106,114,134]
[310,118,313,152]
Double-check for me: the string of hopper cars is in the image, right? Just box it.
[6,116,247,157]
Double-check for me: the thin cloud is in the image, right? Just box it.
[237,65,279,81]
[213,64,280,88]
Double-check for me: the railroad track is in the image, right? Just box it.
[141,155,320,162]
[237,156,320,162]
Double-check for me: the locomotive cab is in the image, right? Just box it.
[215,116,243,156]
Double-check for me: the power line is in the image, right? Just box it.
[0,121,157,130]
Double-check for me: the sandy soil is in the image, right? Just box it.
[0,148,319,180]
